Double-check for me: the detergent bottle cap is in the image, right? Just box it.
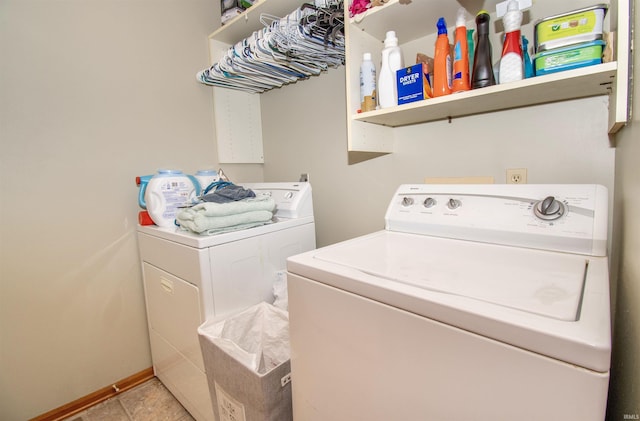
[437,17,447,35]
[384,31,398,47]
[456,8,467,28]
[195,169,218,176]
[475,10,491,34]
[157,169,184,176]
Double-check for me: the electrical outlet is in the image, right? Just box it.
[506,168,527,184]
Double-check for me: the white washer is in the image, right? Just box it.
[137,182,315,421]
[287,184,610,421]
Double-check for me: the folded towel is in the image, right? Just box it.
[202,219,274,236]
[181,195,276,218]
[177,210,274,234]
[176,196,277,234]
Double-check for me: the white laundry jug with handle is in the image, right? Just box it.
[194,169,220,195]
[139,169,199,227]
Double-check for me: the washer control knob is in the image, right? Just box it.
[423,197,437,208]
[447,198,461,210]
[402,197,414,207]
[284,191,294,199]
[534,196,565,220]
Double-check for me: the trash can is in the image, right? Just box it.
[198,302,293,421]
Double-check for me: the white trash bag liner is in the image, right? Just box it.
[272,270,288,311]
[198,302,290,374]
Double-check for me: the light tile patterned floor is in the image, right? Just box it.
[64,378,195,421]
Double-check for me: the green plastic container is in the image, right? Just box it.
[534,40,605,76]
[534,4,607,53]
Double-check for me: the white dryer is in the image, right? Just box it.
[287,184,610,421]
[137,182,315,421]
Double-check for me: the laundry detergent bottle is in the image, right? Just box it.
[360,52,377,112]
[135,174,154,226]
[471,10,496,89]
[522,35,534,78]
[452,9,471,93]
[499,0,524,84]
[378,31,404,108]
[433,17,452,97]
[194,169,220,195]
[140,170,199,227]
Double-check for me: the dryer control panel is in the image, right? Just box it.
[245,182,313,219]
[385,184,608,256]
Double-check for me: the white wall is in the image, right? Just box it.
[0,1,219,419]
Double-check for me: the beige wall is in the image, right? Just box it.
[0,0,221,419]
[261,69,616,247]
[608,0,640,417]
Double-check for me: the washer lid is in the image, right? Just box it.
[290,230,611,372]
[315,231,586,321]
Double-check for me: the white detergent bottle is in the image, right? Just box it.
[378,31,404,108]
[499,0,524,83]
[142,169,199,227]
[360,52,377,112]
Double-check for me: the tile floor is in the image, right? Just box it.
[63,377,195,421]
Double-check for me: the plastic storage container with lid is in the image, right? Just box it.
[534,4,608,53]
[534,40,605,76]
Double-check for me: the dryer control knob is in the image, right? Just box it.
[402,197,414,207]
[534,196,565,220]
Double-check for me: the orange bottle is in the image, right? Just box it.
[433,17,452,97]
[452,9,471,92]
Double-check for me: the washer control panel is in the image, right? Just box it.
[385,184,608,256]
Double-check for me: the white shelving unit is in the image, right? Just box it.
[204,0,630,165]
[344,0,630,163]
[354,62,617,127]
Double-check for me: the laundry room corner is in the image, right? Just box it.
[1,0,639,419]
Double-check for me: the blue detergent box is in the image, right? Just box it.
[397,64,427,105]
